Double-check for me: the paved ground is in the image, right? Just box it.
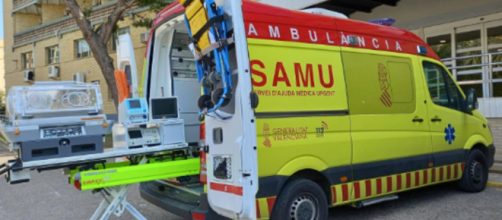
[1,143,502,219]
[0,145,181,220]
[0,168,501,220]
[0,170,181,220]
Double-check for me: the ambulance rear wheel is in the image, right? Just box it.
[271,179,328,220]
[458,149,488,192]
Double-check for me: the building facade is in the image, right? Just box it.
[3,0,502,116]
[0,40,5,93]
[3,0,153,114]
[351,0,502,117]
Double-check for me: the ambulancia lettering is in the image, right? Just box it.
[246,22,407,52]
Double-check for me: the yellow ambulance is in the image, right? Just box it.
[140,1,496,219]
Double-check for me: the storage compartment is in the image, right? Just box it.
[71,144,96,153]
[148,20,201,145]
[32,147,59,158]
[20,135,104,161]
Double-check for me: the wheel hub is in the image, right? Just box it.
[470,160,484,183]
[289,194,318,220]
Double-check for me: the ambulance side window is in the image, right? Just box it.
[423,61,464,111]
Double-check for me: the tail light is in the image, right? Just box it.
[199,122,207,184]
[199,122,206,141]
[200,150,207,184]
[74,179,81,190]
[192,211,206,220]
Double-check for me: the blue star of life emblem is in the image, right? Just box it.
[444,124,456,144]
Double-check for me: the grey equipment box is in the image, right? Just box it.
[20,134,104,162]
[1,82,109,162]
[159,119,186,146]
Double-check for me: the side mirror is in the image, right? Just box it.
[465,88,478,112]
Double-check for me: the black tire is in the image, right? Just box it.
[458,149,489,192]
[271,179,328,220]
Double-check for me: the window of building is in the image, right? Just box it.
[111,27,131,51]
[460,83,483,98]
[488,25,502,93]
[493,83,502,97]
[46,45,59,65]
[21,52,34,70]
[456,30,481,50]
[488,25,502,45]
[423,61,465,111]
[427,34,452,59]
[75,39,91,58]
[93,0,103,6]
[343,52,415,114]
[453,30,483,89]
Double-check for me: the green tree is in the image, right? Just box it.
[65,0,174,106]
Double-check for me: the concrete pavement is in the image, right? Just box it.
[0,169,501,220]
[0,169,182,220]
[0,132,501,219]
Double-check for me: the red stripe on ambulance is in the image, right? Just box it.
[376,178,382,195]
[406,173,412,188]
[365,180,372,197]
[354,181,361,199]
[386,176,393,193]
[397,174,402,191]
[415,171,420,187]
[266,197,276,214]
[255,200,261,219]
[341,184,349,201]
[210,182,243,196]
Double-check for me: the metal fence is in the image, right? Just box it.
[442,51,502,98]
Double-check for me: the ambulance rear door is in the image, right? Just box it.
[201,1,259,219]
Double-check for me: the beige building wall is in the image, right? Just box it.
[0,40,5,93]
[3,1,153,114]
[4,1,15,80]
[40,4,66,23]
[14,13,42,33]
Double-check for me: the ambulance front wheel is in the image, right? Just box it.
[458,149,488,192]
[271,179,328,220]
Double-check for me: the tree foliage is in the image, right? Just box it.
[65,0,173,107]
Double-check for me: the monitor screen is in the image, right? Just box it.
[151,97,178,120]
[129,100,141,109]
[128,130,142,139]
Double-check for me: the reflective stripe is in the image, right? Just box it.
[330,163,463,206]
[376,178,382,195]
[386,176,393,193]
[255,196,276,220]
[209,182,243,196]
[354,182,361,199]
[406,173,412,188]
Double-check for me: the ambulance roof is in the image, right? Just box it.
[153,1,439,60]
[243,1,439,60]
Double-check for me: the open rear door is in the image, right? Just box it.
[116,33,139,98]
[179,0,258,219]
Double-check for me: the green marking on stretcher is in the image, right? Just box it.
[69,158,200,191]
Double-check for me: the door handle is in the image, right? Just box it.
[431,116,442,122]
[412,117,424,123]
